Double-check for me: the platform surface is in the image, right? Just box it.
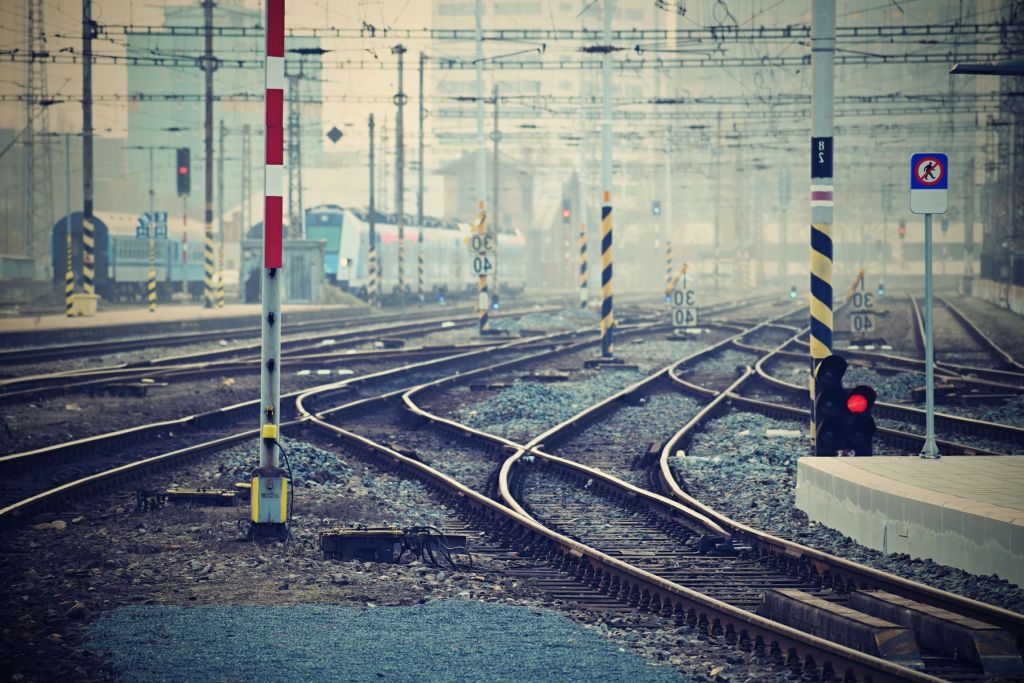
[0,303,361,335]
[796,456,1024,587]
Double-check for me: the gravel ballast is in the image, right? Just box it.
[85,600,689,683]
[673,410,1024,613]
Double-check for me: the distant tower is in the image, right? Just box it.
[25,0,54,267]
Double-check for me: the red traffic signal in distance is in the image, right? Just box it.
[898,220,906,239]
[562,208,571,219]
[176,147,191,196]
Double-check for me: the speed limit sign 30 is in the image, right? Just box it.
[671,288,698,328]
[850,289,875,335]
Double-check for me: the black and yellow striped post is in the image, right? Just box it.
[203,215,215,308]
[809,0,835,447]
[600,191,613,357]
[82,216,95,296]
[476,204,489,334]
[65,225,75,316]
[148,229,157,313]
[368,247,379,306]
[215,243,225,308]
[418,228,425,304]
[664,241,673,299]
[578,221,588,308]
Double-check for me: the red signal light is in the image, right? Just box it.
[562,208,571,219]
[847,393,869,414]
[179,166,188,175]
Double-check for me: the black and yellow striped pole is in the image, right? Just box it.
[418,228,425,304]
[63,134,74,316]
[809,0,835,446]
[65,232,75,316]
[82,216,95,296]
[664,241,673,300]
[598,0,614,359]
[148,230,157,313]
[600,192,613,357]
[578,221,588,308]
[202,0,216,309]
[367,114,379,308]
[216,244,224,308]
[203,226,215,308]
[476,204,490,333]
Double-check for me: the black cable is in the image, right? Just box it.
[273,438,296,547]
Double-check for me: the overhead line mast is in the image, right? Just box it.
[474,0,490,334]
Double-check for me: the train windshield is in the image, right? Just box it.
[306,211,343,252]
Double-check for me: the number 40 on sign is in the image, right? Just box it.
[671,288,698,328]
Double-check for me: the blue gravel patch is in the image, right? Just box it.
[86,600,688,682]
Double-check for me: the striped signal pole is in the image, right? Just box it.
[664,241,673,299]
[393,44,408,308]
[367,114,379,307]
[418,229,425,303]
[216,119,226,308]
[474,0,489,334]
[578,223,588,308]
[252,0,288,536]
[809,0,836,445]
[598,0,614,358]
[202,0,216,309]
[64,133,74,316]
[81,0,95,299]
[147,148,156,313]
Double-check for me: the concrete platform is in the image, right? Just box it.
[0,303,368,345]
[796,456,1024,587]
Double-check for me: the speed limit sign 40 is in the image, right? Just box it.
[850,289,875,335]
[671,288,698,328]
[471,253,494,276]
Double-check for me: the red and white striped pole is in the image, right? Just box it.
[252,0,289,536]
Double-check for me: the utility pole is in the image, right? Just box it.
[664,128,673,296]
[241,123,252,238]
[578,10,589,309]
[417,51,426,226]
[809,0,836,452]
[964,154,976,290]
[217,119,225,307]
[148,147,156,312]
[368,114,379,307]
[474,0,490,334]
[26,0,53,265]
[287,67,304,239]
[201,0,216,308]
[778,168,790,280]
[599,0,614,357]
[393,44,408,308]
[64,134,74,316]
[82,0,96,297]
[491,84,501,304]
[713,110,722,295]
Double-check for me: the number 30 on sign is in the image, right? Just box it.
[671,288,698,328]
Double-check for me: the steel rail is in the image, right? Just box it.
[656,332,1024,646]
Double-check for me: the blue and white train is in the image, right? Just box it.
[305,205,527,298]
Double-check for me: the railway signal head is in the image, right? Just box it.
[813,354,878,456]
[176,147,191,196]
[898,220,906,240]
[845,385,877,456]
[877,283,885,297]
[561,199,572,223]
[789,285,798,299]
[813,354,848,456]
[652,200,662,216]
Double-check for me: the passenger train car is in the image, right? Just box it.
[305,205,527,299]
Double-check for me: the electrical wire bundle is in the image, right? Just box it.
[401,525,473,571]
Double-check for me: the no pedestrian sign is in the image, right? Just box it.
[910,152,948,215]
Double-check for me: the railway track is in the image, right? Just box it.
[13,294,1015,681]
